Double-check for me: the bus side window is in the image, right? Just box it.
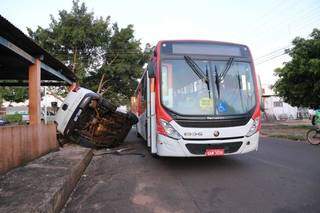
[141,74,147,102]
[140,74,147,112]
[136,86,141,115]
[148,61,156,78]
[161,64,173,108]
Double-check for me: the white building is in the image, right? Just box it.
[261,84,298,121]
[2,88,64,123]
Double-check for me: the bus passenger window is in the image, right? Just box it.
[161,64,173,108]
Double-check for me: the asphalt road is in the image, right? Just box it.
[64,129,320,213]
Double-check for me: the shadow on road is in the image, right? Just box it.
[158,155,247,171]
[126,128,249,172]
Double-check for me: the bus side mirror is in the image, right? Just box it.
[148,63,155,78]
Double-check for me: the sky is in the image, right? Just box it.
[1,0,319,87]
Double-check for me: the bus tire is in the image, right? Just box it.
[150,152,160,159]
[136,125,142,138]
[136,131,142,138]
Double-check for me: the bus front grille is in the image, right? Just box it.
[185,142,243,155]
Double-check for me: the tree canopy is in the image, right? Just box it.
[83,23,150,105]
[28,0,111,80]
[274,29,320,109]
[28,0,149,105]
[0,87,28,104]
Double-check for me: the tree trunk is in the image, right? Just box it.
[72,48,77,73]
[97,74,105,94]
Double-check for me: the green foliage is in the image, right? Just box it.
[5,114,22,123]
[28,0,111,80]
[0,87,28,104]
[274,29,320,109]
[27,0,150,106]
[0,92,3,106]
[84,24,148,105]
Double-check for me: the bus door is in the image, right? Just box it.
[140,75,148,140]
[147,69,157,153]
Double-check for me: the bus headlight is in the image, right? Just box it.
[246,117,260,137]
[159,119,182,140]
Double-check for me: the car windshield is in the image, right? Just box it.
[161,59,256,116]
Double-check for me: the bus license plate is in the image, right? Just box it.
[205,149,224,156]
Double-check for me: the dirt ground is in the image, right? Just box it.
[261,119,312,141]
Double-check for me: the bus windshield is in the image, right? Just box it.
[161,59,256,116]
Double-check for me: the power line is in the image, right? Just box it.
[254,15,320,63]
[252,6,319,64]
[255,48,288,63]
[255,45,291,61]
[255,3,319,35]
[255,0,303,30]
[256,52,287,65]
[246,0,309,40]
[243,3,320,50]
[294,15,320,32]
[254,23,319,66]
[251,7,320,45]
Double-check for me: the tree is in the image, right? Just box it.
[28,0,149,106]
[28,0,111,80]
[83,24,147,105]
[274,29,320,109]
[0,87,28,104]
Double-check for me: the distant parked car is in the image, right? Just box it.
[0,118,9,126]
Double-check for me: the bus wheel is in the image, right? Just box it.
[136,125,142,138]
[148,147,160,159]
[136,131,142,138]
[150,153,160,159]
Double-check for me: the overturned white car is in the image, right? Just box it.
[55,87,138,148]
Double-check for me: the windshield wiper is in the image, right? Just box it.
[184,55,208,84]
[214,65,220,99]
[205,65,211,98]
[237,72,246,111]
[219,57,234,82]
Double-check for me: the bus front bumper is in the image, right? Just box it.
[156,132,259,157]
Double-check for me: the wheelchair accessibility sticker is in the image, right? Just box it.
[217,102,227,113]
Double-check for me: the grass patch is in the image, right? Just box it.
[5,114,22,123]
[267,134,305,141]
[261,122,311,141]
[262,124,312,129]
[289,125,312,129]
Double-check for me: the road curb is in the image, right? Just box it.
[46,147,93,213]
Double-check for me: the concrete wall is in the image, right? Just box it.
[0,123,58,174]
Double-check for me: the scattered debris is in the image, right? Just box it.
[93,146,145,157]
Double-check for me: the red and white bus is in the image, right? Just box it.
[131,40,261,157]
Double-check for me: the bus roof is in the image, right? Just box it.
[156,40,251,58]
[156,40,249,49]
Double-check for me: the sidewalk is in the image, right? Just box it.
[0,144,92,213]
